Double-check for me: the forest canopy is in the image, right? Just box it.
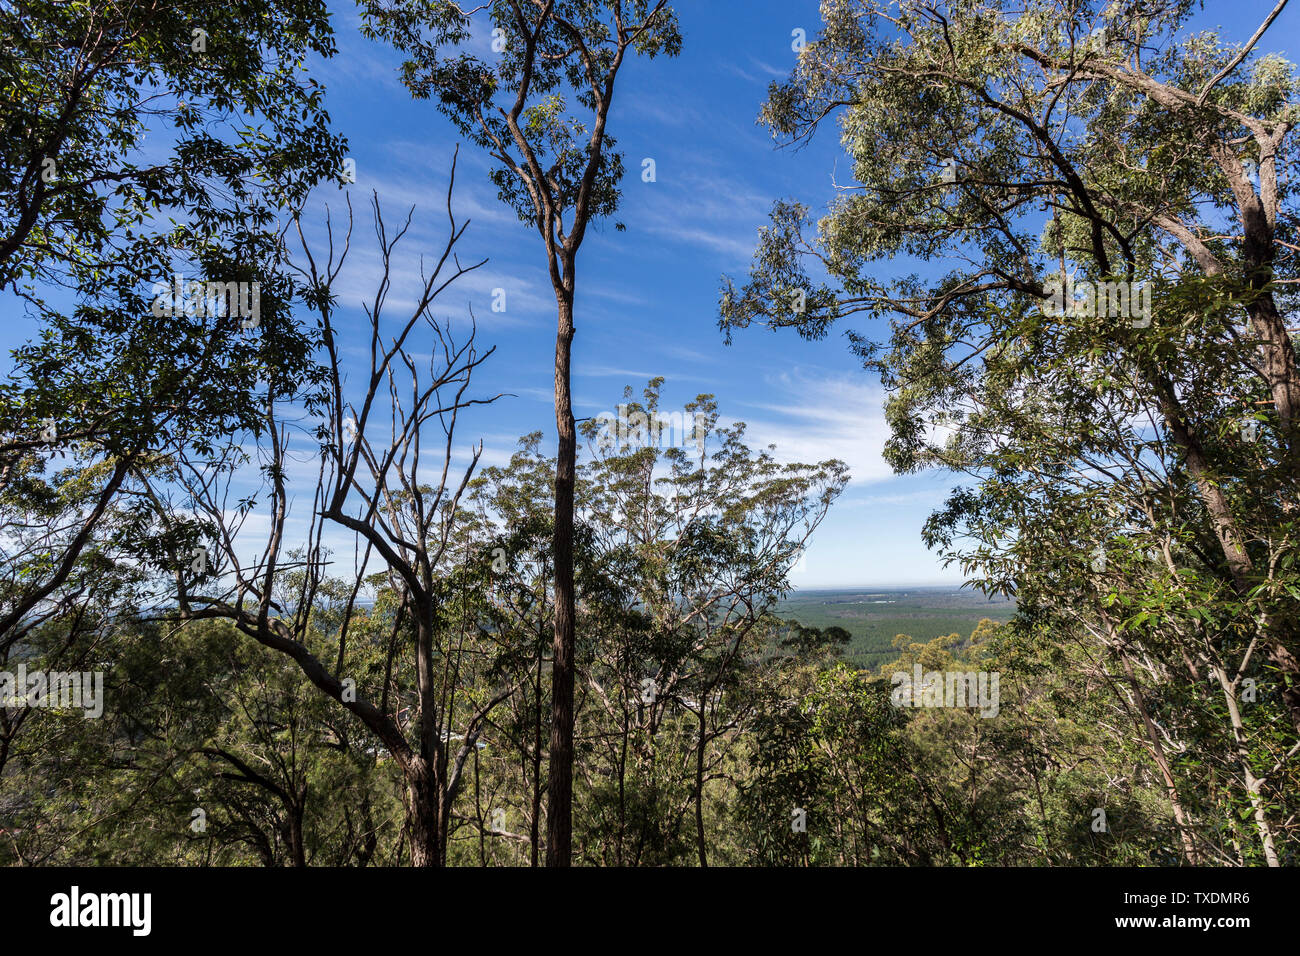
[1,0,1297,868]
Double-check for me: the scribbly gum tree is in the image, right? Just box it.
[359,0,681,865]
[722,0,1299,864]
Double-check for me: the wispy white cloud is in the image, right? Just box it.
[721,56,790,85]
[730,370,894,484]
[576,365,661,380]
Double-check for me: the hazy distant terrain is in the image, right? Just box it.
[778,587,1016,671]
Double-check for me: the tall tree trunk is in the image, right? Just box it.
[406,759,442,867]
[694,709,708,867]
[531,578,546,867]
[546,288,577,867]
[1212,664,1281,866]
[1150,373,1300,737]
[286,799,307,868]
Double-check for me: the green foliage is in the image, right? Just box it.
[4,0,1298,869]
[721,0,1300,866]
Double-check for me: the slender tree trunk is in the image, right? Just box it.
[357,790,378,866]
[287,799,307,868]
[617,692,629,866]
[1151,374,1300,737]
[475,745,487,866]
[1212,664,1281,866]
[406,760,443,867]
[546,287,577,867]
[1113,640,1202,865]
[694,709,708,867]
[531,581,545,867]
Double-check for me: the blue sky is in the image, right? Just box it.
[305,0,962,588]
[5,0,1295,589]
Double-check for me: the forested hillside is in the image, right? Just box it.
[1,0,1297,868]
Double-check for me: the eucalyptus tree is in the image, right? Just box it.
[357,0,681,865]
[456,380,849,865]
[464,436,561,866]
[0,614,396,867]
[720,0,1299,863]
[0,0,341,289]
[0,0,345,647]
[575,380,848,865]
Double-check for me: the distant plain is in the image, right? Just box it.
[778,587,1017,671]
